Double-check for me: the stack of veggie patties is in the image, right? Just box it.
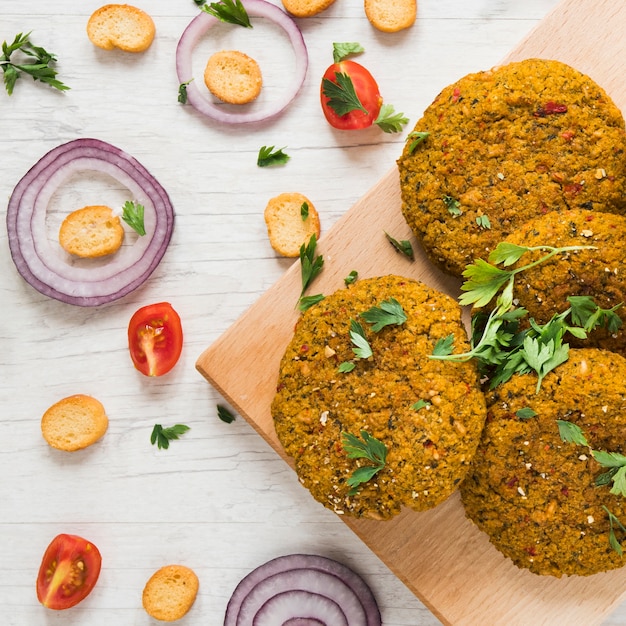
[397,58,626,277]
[271,275,487,520]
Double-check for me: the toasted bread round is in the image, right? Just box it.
[264,192,321,257]
[364,0,416,32]
[203,50,263,105]
[281,0,337,17]
[87,4,156,52]
[41,394,109,452]
[59,205,124,258]
[142,565,199,622]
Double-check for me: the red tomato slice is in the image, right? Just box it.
[320,60,383,130]
[128,302,183,377]
[36,534,102,610]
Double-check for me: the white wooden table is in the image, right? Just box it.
[2,0,625,624]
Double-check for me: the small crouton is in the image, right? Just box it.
[41,394,109,452]
[364,0,417,32]
[264,192,321,258]
[281,0,337,17]
[59,205,124,258]
[203,50,263,105]
[142,565,199,622]
[87,4,156,52]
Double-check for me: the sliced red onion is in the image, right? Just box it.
[176,0,308,124]
[254,590,348,626]
[6,138,174,307]
[224,554,382,626]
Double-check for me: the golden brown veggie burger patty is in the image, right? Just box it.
[461,348,626,577]
[271,274,487,520]
[397,58,626,277]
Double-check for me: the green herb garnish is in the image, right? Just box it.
[349,319,373,359]
[122,201,146,236]
[322,71,368,117]
[150,424,190,449]
[217,404,236,423]
[332,42,365,63]
[412,399,431,411]
[201,0,251,27]
[406,131,429,153]
[516,407,537,420]
[603,506,626,556]
[476,214,491,230]
[338,361,356,373]
[361,298,407,331]
[178,79,192,104]
[298,293,325,312]
[344,270,358,286]
[459,242,596,308]
[298,234,324,300]
[341,429,387,495]
[384,231,414,260]
[1,32,69,95]
[443,195,462,216]
[300,202,309,221]
[374,104,409,134]
[257,145,290,167]
[432,333,455,356]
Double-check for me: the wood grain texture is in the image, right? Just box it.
[196,0,626,623]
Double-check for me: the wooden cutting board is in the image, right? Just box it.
[196,0,626,623]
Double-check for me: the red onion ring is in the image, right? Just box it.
[224,554,382,626]
[176,0,308,124]
[6,138,174,307]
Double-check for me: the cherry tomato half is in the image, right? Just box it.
[128,302,183,377]
[36,534,102,610]
[320,60,383,130]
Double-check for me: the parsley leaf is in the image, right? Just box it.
[300,202,309,221]
[341,429,387,495]
[412,399,431,411]
[298,293,325,312]
[433,333,455,356]
[332,42,365,63]
[443,195,462,216]
[556,419,589,447]
[406,131,429,153]
[1,32,69,95]
[121,201,146,236]
[201,0,252,27]
[338,361,356,373]
[150,424,190,449]
[374,103,408,133]
[603,506,626,556]
[361,298,407,331]
[384,231,414,260]
[257,145,290,167]
[568,295,622,334]
[344,270,358,286]
[299,234,324,298]
[476,214,491,230]
[322,72,368,117]
[178,79,192,104]
[516,407,537,420]
[217,404,236,423]
[349,319,372,359]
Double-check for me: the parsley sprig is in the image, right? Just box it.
[1,32,69,95]
[121,201,146,236]
[323,71,368,116]
[341,429,387,495]
[339,299,407,372]
[150,424,190,449]
[257,145,290,167]
[431,241,621,392]
[297,234,324,311]
[385,231,414,260]
[603,506,626,556]
[201,0,252,27]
